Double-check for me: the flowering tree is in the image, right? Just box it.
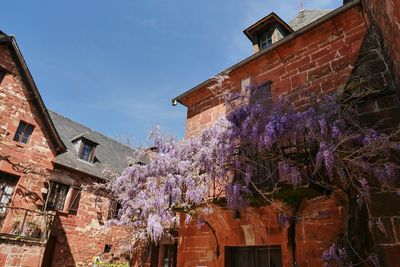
[109,76,399,266]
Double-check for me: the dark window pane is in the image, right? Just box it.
[0,71,5,84]
[0,172,19,209]
[79,142,93,161]
[13,121,34,144]
[161,244,177,267]
[0,172,19,228]
[47,182,69,211]
[259,30,274,50]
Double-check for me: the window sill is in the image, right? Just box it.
[14,141,27,148]
[56,210,69,217]
[76,158,95,166]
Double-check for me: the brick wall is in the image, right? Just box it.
[0,241,44,267]
[362,0,400,91]
[0,41,130,267]
[178,193,346,267]
[48,168,130,267]
[356,1,400,265]
[184,5,367,137]
[0,43,56,206]
[0,42,57,267]
[178,2,400,266]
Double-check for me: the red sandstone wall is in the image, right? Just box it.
[0,42,57,267]
[0,43,56,208]
[178,4,369,267]
[184,6,368,137]
[0,242,44,267]
[360,1,400,265]
[178,194,345,267]
[49,168,130,267]
[363,0,400,89]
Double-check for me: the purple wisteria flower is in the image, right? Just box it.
[278,161,302,186]
[108,79,400,252]
[316,142,335,178]
[321,243,348,267]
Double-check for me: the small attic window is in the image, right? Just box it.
[243,12,293,54]
[259,30,273,50]
[80,141,94,161]
[71,135,98,162]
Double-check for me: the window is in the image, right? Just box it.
[75,138,97,162]
[161,244,177,267]
[13,121,34,144]
[249,81,272,105]
[71,136,98,162]
[79,142,94,161]
[104,244,112,253]
[108,200,122,220]
[150,244,177,267]
[46,182,69,211]
[0,172,18,212]
[258,30,273,50]
[225,246,282,267]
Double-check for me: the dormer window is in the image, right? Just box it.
[243,12,293,54]
[71,134,99,163]
[79,141,94,161]
[259,30,273,50]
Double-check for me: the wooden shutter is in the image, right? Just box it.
[68,186,82,214]
[89,146,96,162]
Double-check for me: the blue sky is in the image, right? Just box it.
[1,0,342,147]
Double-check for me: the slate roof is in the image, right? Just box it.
[288,9,332,31]
[49,110,137,180]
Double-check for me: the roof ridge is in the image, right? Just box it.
[48,110,136,150]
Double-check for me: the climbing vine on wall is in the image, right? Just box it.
[109,76,399,266]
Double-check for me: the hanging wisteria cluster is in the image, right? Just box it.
[109,76,400,265]
[109,118,234,242]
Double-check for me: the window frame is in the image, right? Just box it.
[258,29,274,50]
[78,139,97,162]
[0,172,19,211]
[46,181,69,211]
[13,121,35,144]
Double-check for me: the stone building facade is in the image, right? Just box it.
[172,0,400,266]
[0,32,135,266]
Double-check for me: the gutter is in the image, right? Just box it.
[171,0,361,107]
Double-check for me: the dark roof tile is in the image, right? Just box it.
[49,110,136,180]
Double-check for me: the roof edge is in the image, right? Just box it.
[0,36,67,154]
[54,161,108,182]
[172,0,361,107]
